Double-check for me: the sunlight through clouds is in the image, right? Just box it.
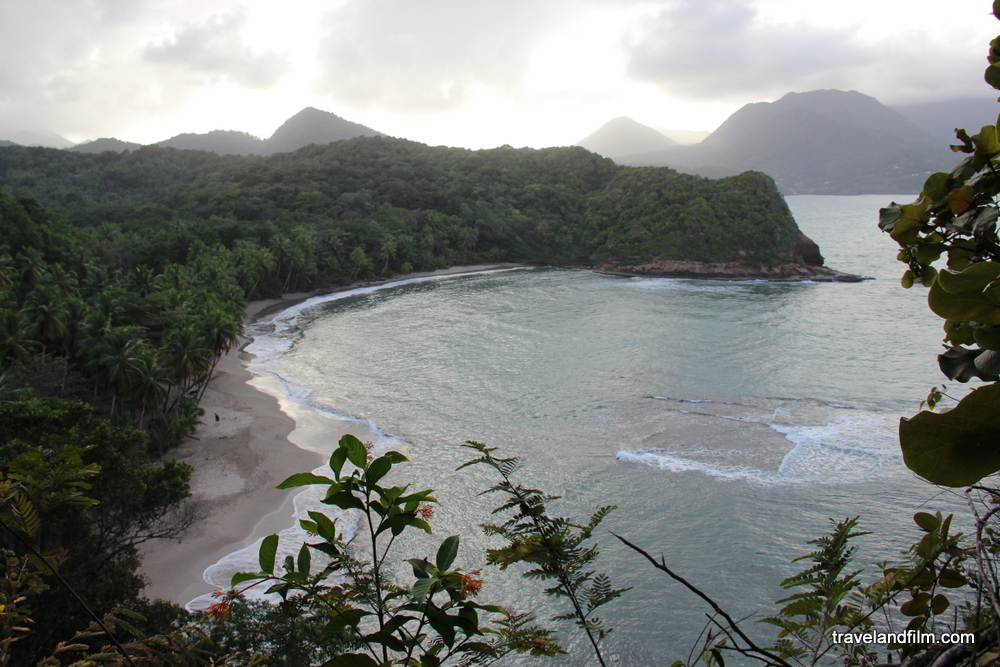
[0,0,998,148]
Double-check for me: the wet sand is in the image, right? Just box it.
[139,264,527,605]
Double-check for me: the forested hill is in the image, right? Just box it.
[0,136,810,293]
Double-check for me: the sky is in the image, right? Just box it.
[1,0,999,149]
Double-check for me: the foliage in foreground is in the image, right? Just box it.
[229,434,564,666]
[878,3,1000,486]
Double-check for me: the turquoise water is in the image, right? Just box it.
[239,195,971,664]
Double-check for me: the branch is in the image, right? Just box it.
[0,517,138,667]
[612,532,791,667]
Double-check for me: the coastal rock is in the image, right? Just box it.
[592,258,869,282]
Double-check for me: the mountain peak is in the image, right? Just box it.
[576,116,677,160]
[265,108,381,154]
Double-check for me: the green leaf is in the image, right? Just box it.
[900,384,1000,486]
[922,172,953,201]
[975,326,1000,351]
[324,490,366,511]
[320,609,371,640]
[928,279,1000,327]
[935,261,1000,294]
[342,434,368,469]
[365,455,392,486]
[939,568,968,588]
[376,514,432,537]
[915,242,946,265]
[412,577,435,602]
[973,125,1000,169]
[436,535,460,571]
[308,511,338,541]
[231,572,263,587]
[880,198,929,244]
[259,534,279,575]
[320,653,381,667]
[913,512,941,532]
[276,472,336,489]
[329,447,348,478]
[408,558,432,578]
[297,543,311,575]
[931,593,950,615]
[993,1,1000,20]
[944,320,977,346]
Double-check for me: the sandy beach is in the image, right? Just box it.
[139,264,527,606]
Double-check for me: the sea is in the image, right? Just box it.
[195,194,978,665]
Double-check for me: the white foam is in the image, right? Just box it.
[616,449,764,482]
[617,406,902,486]
[246,267,532,366]
[186,438,398,612]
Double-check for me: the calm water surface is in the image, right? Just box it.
[235,194,970,664]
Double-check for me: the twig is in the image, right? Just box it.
[0,517,138,667]
[612,532,791,667]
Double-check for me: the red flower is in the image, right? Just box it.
[207,590,236,619]
[459,570,484,597]
[414,503,434,520]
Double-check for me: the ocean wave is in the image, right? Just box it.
[246,267,532,366]
[617,406,902,486]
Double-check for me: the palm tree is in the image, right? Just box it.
[93,326,145,417]
[192,307,242,401]
[161,324,212,412]
[379,236,398,276]
[0,309,31,368]
[129,348,169,427]
[21,284,69,361]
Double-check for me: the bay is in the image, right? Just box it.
[240,194,970,664]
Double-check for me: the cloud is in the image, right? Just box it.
[142,11,290,89]
[623,0,876,101]
[313,0,575,112]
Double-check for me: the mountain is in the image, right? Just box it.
[1,129,73,149]
[892,97,1000,147]
[142,108,381,156]
[0,141,16,148]
[264,107,380,154]
[157,130,264,155]
[614,89,951,195]
[69,138,143,153]
[575,116,677,160]
[656,128,710,145]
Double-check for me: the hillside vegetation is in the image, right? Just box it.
[0,136,808,296]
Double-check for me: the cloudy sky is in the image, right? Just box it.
[2,0,998,149]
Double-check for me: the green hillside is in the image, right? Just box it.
[0,136,807,294]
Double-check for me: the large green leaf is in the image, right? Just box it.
[928,269,1000,326]
[320,653,381,667]
[880,198,929,244]
[973,125,1000,169]
[899,384,1000,486]
[342,434,369,469]
[259,534,279,574]
[935,261,1000,294]
[436,535,460,571]
[275,472,336,489]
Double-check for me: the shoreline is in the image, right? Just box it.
[139,257,869,605]
[139,263,528,606]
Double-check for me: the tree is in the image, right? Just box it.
[877,2,1000,487]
